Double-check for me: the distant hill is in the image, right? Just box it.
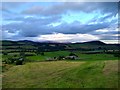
[82,41,106,45]
[1,40,119,52]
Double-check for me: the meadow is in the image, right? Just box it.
[2,60,119,88]
[2,51,118,62]
[1,40,119,88]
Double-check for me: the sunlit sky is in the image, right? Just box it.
[1,2,119,43]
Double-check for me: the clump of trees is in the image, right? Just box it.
[3,52,25,65]
[69,52,78,57]
[113,51,120,57]
[35,47,44,55]
[3,52,8,55]
[58,56,65,60]
[36,51,44,56]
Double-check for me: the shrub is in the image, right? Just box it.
[3,52,8,55]
[58,56,65,60]
[69,52,78,57]
[114,53,120,57]
[15,59,23,65]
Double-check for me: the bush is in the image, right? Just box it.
[3,56,25,65]
[25,53,35,56]
[114,53,120,57]
[3,52,8,55]
[41,52,44,56]
[69,52,78,57]
[20,52,25,57]
[15,60,24,65]
[58,56,65,60]
[4,59,11,64]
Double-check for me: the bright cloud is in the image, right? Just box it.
[94,27,118,34]
[95,29,109,33]
[37,33,99,43]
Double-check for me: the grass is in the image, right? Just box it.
[26,55,46,61]
[26,51,71,61]
[45,51,70,57]
[26,51,118,62]
[74,51,118,61]
[2,60,119,88]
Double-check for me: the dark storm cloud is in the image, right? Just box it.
[22,2,118,16]
[2,2,118,21]
[51,21,111,34]
[98,2,118,16]
[2,15,62,37]
[2,22,52,37]
[1,2,118,41]
[2,19,114,38]
[4,15,61,25]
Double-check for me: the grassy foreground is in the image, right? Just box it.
[2,60,119,88]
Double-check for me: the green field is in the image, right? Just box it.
[26,51,118,61]
[2,60,119,88]
[1,40,119,88]
[26,51,71,61]
[2,50,118,67]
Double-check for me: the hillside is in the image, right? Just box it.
[2,60,119,88]
[1,40,119,52]
[1,40,119,88]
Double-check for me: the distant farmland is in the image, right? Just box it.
[1,40,120,88]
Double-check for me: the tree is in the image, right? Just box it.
[3,52,8,55]
[20,52,25,58]
[58,56,65,60]
[41,52,44,56]
[69,52,78,57]
[36,47,45,55]
[98,47,102,50]
[15,58,24,65]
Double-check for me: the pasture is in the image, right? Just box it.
[2,60,119,88]
[23,51,119,61]
[1,40,119,88]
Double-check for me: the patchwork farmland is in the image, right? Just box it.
[1,40,120,88]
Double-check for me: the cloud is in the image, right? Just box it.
[89,27,119,40]
[4,15,62,25]
[2,15,62,37]
[36,33,100,43]
[101,40,119,44]
[88,13,118,25]
[1,2,26,10]
[1,2,118,43]
[2,23,52,37]
[22,2,118,17]
[2,20,113,38]
[53,21,112,34]
[2,30,20,39]
[1,2,26,14]
[98,34,119,40]
[2,31,100,43]
[95,28,118,33]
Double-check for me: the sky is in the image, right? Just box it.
[0,2,119,43]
